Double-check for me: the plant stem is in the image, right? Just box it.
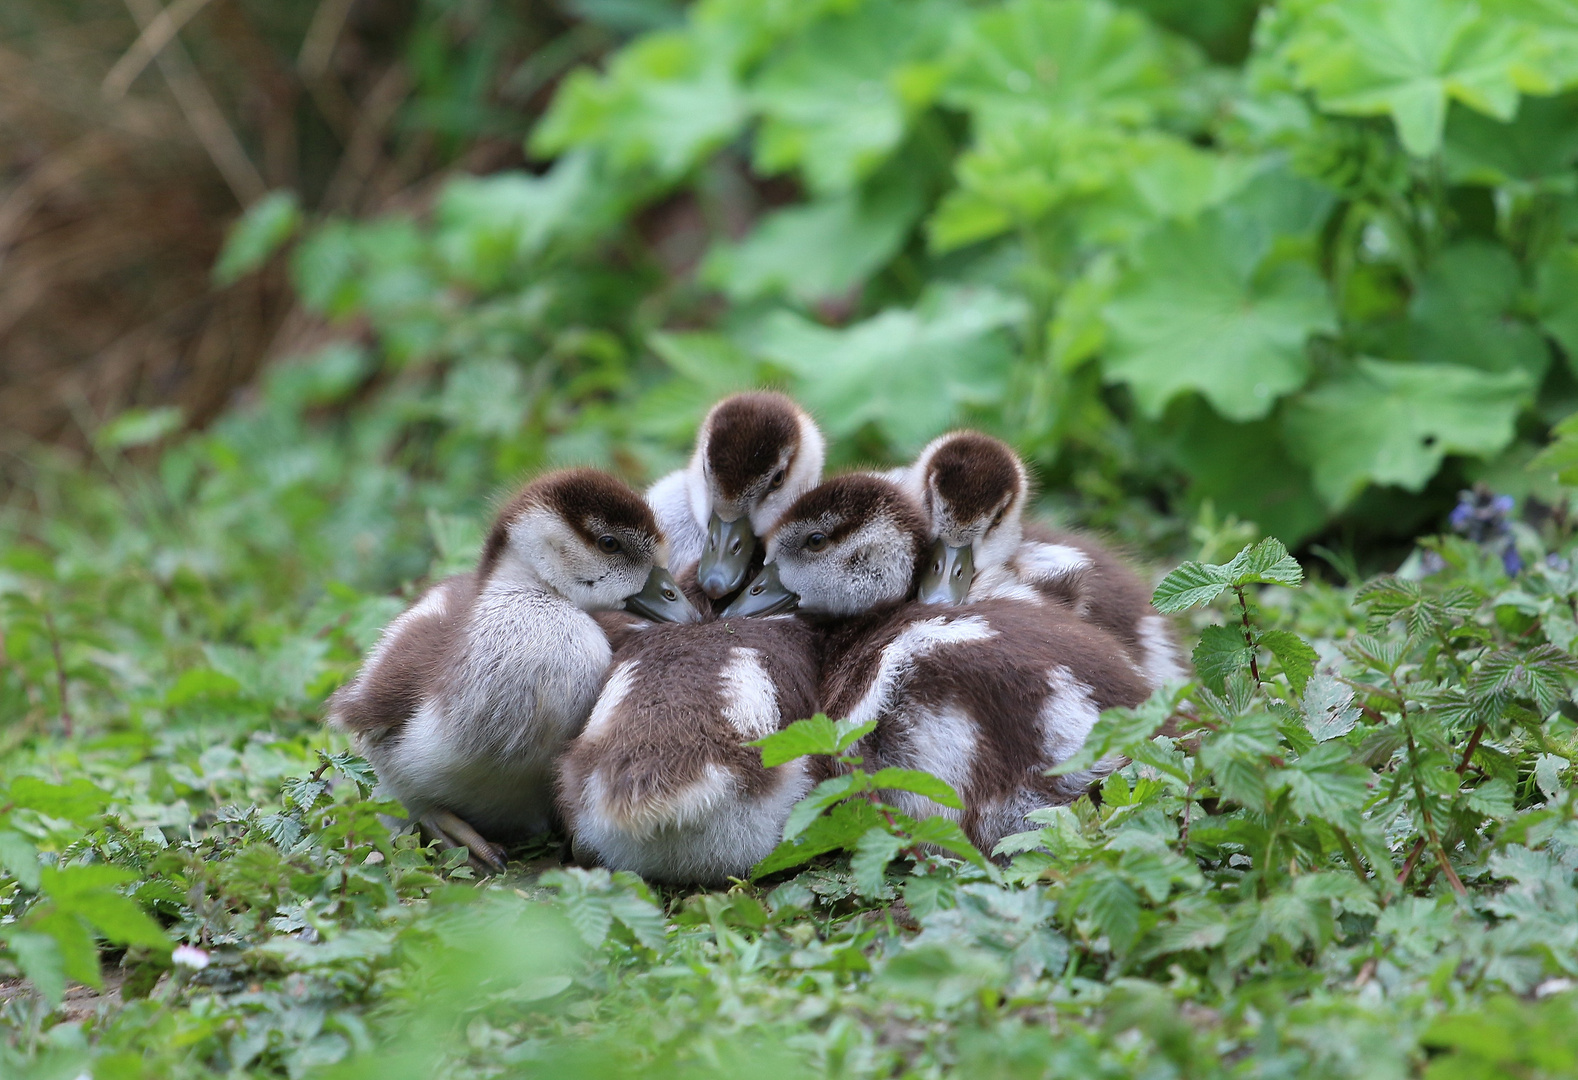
[1234,586,1262,688]
[43,609,72,738]
[1397,838,1427,884]
[1456,723,1485,775]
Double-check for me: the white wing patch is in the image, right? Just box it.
[718,647,780,739]
[1015,542,1092,583]
[846,615,999,726]
[1136,614,1188,688]
[1040,665,1101,763]
[583,659,640,738]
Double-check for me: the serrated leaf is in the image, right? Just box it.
[1225,537,1304,588]
[1302,673,1361,742]
[606,892,668,951]
[1285,359,1531,510]
[560,892,614,949]
[1076,870,1142,953]
[1281,0,1530,156]
[1152,561,1231,613]
[868,768,964,810]
[214,190,301,286]
[907,816,990,870]
[850,827,906,899]
[1102,169,1336,421]
[1282,744,1371,819]
[750,715,875,767]
[1260,630,1317,696]
[1194,624,1253,693]
[781,773,864,841]
[753,800,887,878]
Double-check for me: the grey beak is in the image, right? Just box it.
[698,512,757,599]
[720,562,799,618]
[623,566,701,623]
[918,540,973,605]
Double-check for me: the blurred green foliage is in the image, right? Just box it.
[228,0,1578,546]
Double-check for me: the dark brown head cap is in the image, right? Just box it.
[773,473,929,556]
[481,468,661,575]
[922,431,1027,523]
[702,392,805,503]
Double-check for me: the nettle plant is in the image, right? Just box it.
[992,537,1578,982]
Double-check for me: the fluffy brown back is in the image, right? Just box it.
[327,573,478,735]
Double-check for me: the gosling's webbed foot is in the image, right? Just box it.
[419,809,508,874]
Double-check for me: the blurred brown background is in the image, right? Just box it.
[0,0,639,468]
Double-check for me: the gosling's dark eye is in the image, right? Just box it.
[768,469,786,491]
[597,535,621,554]
[805,532,829,553]
[990,507,1006,528]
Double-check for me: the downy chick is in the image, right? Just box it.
[327,468,697,871]
[557,615,819,884]
[728,475,1150,856]
[646,391,825,601]
[891,430,1186,690]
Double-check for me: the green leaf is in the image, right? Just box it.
[753,800,886,878]
[1167,402,1329,546]
[750,0,949,194]
[1151,561,1231,613]
[0,831,40,891]
[942,0,1189,133]
[1391,243,1550,379]
[755,286,1025,455]
[1535,241,1578,370]
[1193,624,1253,693]
[214,190,301,286]
[1443,94,1578,187]
[781,774,864,841]
[8,777,112,822]
[96,407,184,452]
[1282,743,1372,819]
[165,667,242,707]
[750,715,876,767]
[1102,170,1336,420]
[867,768,965,810]
[532,29,748,179]
[1075,869,1142,952]
[606,891,669,952]
[1260,630,1318,696]
[3,931,66,1005]
[1302,673,1361,743]
[850,827,906,898]
[1284,358,1532,510]
[1282,0,1530,156]
[1225,537,1304,588]
[702,172,923,303]
[906,816,990,870]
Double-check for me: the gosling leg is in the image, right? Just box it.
[420,810,507,873]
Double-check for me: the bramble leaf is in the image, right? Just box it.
[750,715,876,766]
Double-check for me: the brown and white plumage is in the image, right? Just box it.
[751,474,1151,855]
[891,431,1187,690]
[557,615,819,884]
[327,469,692,869]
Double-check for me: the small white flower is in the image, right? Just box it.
[172,944,210,970]
[1536,977,1575,998]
